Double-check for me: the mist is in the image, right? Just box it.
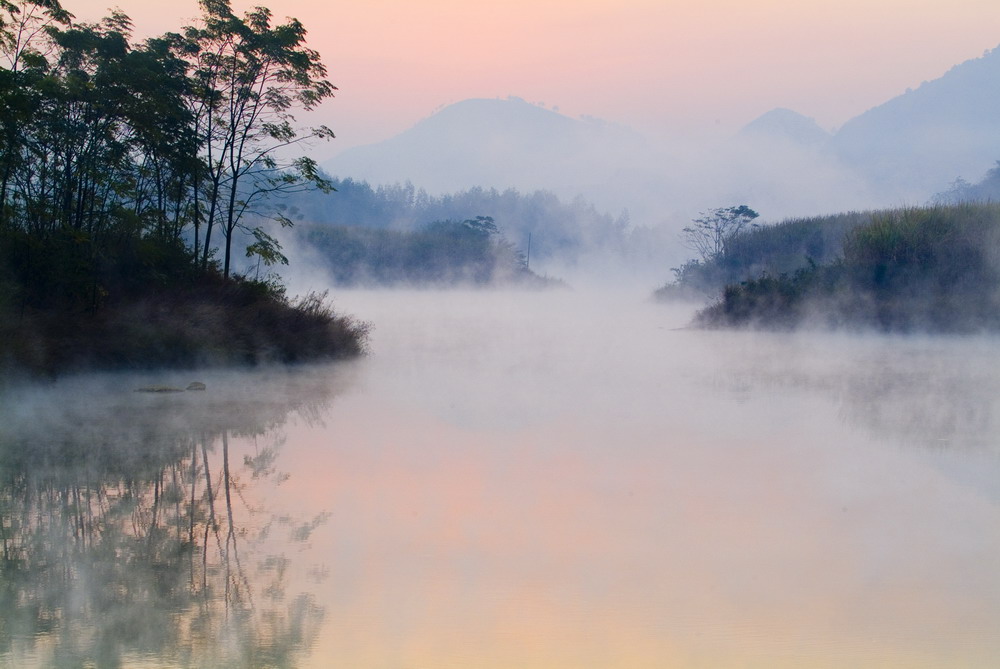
[6,266,1000,668]
[321,97,888,248]
[7,10,1000,666]
[314,43,1000,284]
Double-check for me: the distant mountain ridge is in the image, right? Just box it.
[324,44,1000,220]
[324,97,644,196]
[737,108,831,147]
[829,45,1000,197]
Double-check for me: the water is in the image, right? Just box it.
[2,289,1000,668]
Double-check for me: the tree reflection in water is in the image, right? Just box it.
[0,367,343,668]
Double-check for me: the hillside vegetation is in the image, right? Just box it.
[656,210,871,300]
[300,216,561,288]
[689,204,1000,332]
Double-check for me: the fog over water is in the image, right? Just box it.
[3,288,1000,667]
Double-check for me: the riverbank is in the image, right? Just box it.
[666,203,1000,333]
[0,275,369,377]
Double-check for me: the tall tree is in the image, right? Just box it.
[0,0,71,72]
[182,0,336,278]
[0,0,70,229]
[682,205,760,262]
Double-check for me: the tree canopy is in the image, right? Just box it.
[0,0,337,318]
[681,205,759,262]
[0,0,368,374]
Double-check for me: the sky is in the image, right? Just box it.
[64,0,1000,160]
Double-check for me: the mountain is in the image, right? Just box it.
[738,108,831,148]
[830,45,1000,198]
[322,96,882,224]
[323,97,645,198]
[322,45,1000,225]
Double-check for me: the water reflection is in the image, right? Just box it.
[702,331,1000,451]
[0,367,346,668]
[4,291,1000,668]
[287,290,1000,668]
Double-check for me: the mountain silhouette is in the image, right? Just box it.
[324,45,1000,218]
[738,108,831,148]
[324,97,643,196]
[830,45,1000,198]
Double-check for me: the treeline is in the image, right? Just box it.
[286,177,634,262]
[0,0,367,373]
[300,216,561,287]
[656,209,871,300]
[932,160,1000,205]
[694,204,1000,332]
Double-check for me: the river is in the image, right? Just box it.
[2,288,999,668]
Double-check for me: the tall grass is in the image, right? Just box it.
[696,203,1000,332]
[658,210,871,300]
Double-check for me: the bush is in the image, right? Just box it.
[0,264,369,376]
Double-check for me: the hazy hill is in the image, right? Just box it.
[323,97,870,224]
[324,97,645,199]
[831,45,1000,199]
[737,108,831,148]
[323,45,1000,227]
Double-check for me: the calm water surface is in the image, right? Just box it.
[2,289,1000,668]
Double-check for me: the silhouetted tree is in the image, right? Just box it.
[682,205,759,262]
[179,0,336,278]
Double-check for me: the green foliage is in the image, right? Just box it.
[681,205,759,263]
[658,209,870,300]
[0,0,365,374]
[180,0,337,277]
[245,226,288,270]
[695,203,1000,332]
[300,216,555,288]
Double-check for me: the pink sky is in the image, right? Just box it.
[64,0,1000,158]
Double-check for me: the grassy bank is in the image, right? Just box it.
[694,204,1000,332]
[655,210,870,301]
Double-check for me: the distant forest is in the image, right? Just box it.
[286,177,635,263]
[300,216,560,287]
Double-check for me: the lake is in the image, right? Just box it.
[2,288,999,668]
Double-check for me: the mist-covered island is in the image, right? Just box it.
[657,199,1000,333]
